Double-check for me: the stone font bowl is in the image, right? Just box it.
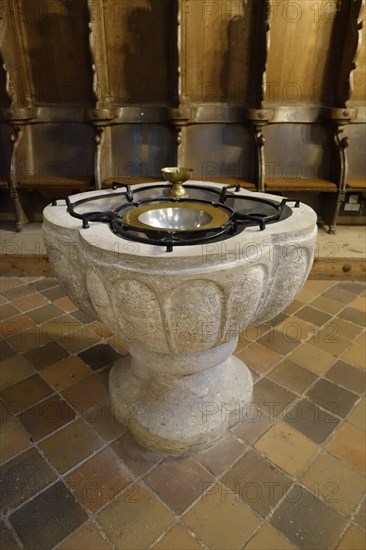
[43,181,317,454]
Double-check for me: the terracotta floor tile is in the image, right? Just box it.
[341,342,366,369]
[310,295,345,315]
[41,356,92,391]
[336,281,366,295]
[194,432,245,476]
[326,422,366,473]
[301,451,365,516]
[66,447,131,512]
[351,295,366,312]
[325,360,366,394]
[10,481,87,550]
[284,299,303,315]
[42,285,67,301]
[0,340,15,361]
[0,303,20,320]
[87,401,126,441]
[87,320,114,339]
[311,329,351,357]
[288,342,335,374]
[39,417,103,474]
[337,524,366,550]
[2,284,35,301]
[27,303,63,324]
[0,447,57,512]
[323,286,356,304]
[276,316,315,342]
[0,277,24,292]
[0,355,35,391]
[58,325,101,354]
[40,313,82,342]
[355,330,366,348]
[53,296,78,313]
[0,313,35,338]
[18,394,75,441]
[295,287,319,303]
[97,484,174,549]
[78,343,120,371]
[244,523,295,549]
[145,457,215,515]
[294,305,332,327]
[334,317,364,340]
[222,449,291,517]
[255,421,318,476]
[23,341,69,370]
[230,409,273,444]
[306,280,336,294]
[338,307,365,327]
[257,329,301,356]
[58,522,112,550]
[0,520,20,549]
[0,399,11,424]
[107,334,129,355]
[12,292,49,312]
[236,343,282,374]
[0,418,31,465]
[253,378,297,418]
[32,278,58,291]
[111,431,165,476]
[354,497,366,530]
[6,327,52,353]
[347,398,366,431]
[61,374,108,415]
[1,374,53,414]
[306,378,358,418]
[153,524,203,549]
[271,484,347,550]
[183,482,260,549]
[284,398,340,444]
[268,359,317,394]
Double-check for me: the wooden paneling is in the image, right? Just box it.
[182,0,253,104]
[6,0,94,105]
[265,0,337,105]
[92,0,177,105]
[351,1,366,105]
[185,125,255,181]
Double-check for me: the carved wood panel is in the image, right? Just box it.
[265,0,337,106]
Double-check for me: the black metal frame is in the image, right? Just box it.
[55,183,300,252]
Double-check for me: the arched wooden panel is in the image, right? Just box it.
[98,0,177,105]
[0,56,11,109]
[265,0,337,105]
[12,0,94,105]
[181,0,253,104]
[351,2,366,105]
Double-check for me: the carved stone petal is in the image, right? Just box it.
[225,265,266,337]
[167,280,223,354]
[112,279,168,353]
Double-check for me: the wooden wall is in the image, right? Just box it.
[0,0,365,231]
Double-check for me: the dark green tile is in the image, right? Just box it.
[222,449,291,517]
[271,484,347,549]
[24,341,69,370]
[295,306,332,327]
[78,344,120,371]
[10,482,87,550]
[27,304,63,324]
[284,398,340,444]
[325,360,366,395]
[306,378,358,418]
[0,448,57,513]
[338,307,365,327]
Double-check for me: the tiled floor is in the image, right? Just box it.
[0,276,365,550]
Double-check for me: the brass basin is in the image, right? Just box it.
[122,201,230,232]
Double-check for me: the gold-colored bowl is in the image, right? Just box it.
[161,167,193,185]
